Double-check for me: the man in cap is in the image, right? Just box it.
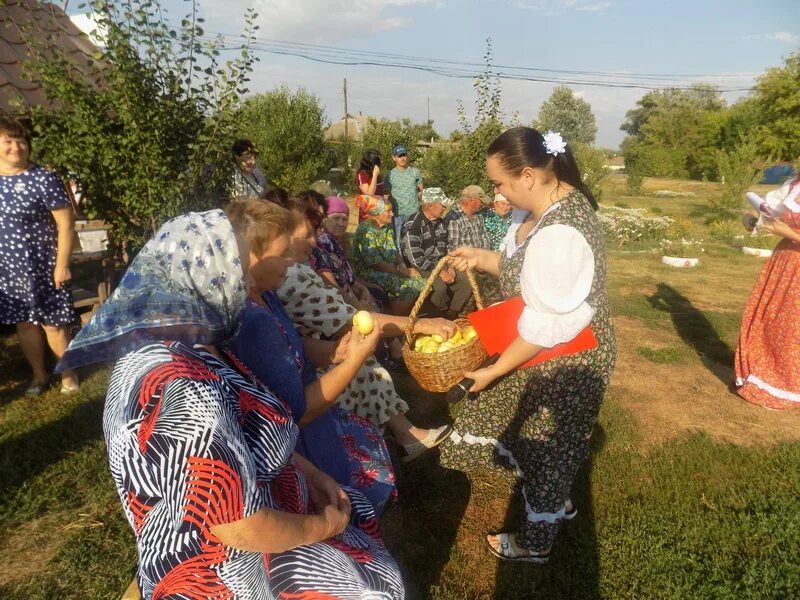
[444,185,502,304]
[386,144,423,250]
[402,188,472,318]
[444,185,492,252]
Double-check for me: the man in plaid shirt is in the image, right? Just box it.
[444,185,502,304]
[444,185,492,251]
[402,188,473,318]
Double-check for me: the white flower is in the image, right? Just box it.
[543,131,567,156]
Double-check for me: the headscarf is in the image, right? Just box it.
[58,209,247,371]
[354,194,388,217]
[325,195,350,216]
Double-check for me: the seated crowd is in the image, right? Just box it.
[57,139,513,598]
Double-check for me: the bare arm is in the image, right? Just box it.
[299,326,380,425]
[465,335,542,392]
[51,207,75,288]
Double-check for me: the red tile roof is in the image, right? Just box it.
[0,0,99,114]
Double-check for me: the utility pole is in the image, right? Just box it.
[343,78,349,141]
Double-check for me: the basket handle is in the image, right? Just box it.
[404,255,484,345]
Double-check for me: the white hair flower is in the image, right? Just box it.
[543,131,567,157]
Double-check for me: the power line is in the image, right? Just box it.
[201,30,758,92]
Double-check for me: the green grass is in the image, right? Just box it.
[1,176,799,599]
[637,346,690,364]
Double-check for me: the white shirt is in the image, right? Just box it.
[501,205,596,348]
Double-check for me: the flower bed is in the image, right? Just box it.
[597,205,673,248]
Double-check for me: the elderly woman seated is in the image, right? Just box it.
[58,201,404,599]
[351,194,425,315]
[226,200,396,513]
[278,194,457,461]
[309,195,380,311]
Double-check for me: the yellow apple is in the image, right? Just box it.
[450,330,463,344]
[463,327,478,342]
[352,311,374,335]
[431,334,444,343]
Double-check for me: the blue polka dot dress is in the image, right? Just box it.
[0,164,77,326]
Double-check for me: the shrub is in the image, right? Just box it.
[713,139,770,218]
[626,169,645,195]
[708,219,740,244]
[573,142,609,202]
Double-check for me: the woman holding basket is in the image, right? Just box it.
[440,127,616,563]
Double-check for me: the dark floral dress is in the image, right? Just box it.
[0,164,77,326]
[439,190,616,552]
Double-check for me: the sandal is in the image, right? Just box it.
[400,424,453,463]
[564,498,577,520]
[486,533,550,564]
[24,383,46,397]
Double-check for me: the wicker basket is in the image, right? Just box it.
[402,256,488,392]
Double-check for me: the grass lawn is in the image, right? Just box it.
[1,175,799,599]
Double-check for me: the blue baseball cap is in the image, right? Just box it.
[392,145,408,156]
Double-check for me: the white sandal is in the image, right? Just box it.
[400,424,453,463]
[486,533,550,564]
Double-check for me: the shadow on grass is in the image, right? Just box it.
[0,396,104,502]
[646,283,735,388]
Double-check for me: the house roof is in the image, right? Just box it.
[0,0,99,115]
[324,113,371,141]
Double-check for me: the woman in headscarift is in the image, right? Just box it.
[58,202,403,599]
[440,127,616,563]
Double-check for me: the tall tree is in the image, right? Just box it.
[238,86,329,193]
[534,85,597,145]
[23,0,258,251]
[749,52,800,162]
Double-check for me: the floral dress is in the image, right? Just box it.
[439,190,616,553]
[277,263,410,426]
[484,207,512,251]
[351,220,425,301]
[105,341,404,599]
[230,295,397,513]
[309,231,356,292]
[735,177,800,410]
[0,164,76,326]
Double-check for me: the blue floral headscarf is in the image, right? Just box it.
[59,209,247,371]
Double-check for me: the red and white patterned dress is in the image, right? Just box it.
[104,340,404,599]
[735,177,800,410]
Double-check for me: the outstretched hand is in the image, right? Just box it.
[448,246,481,272]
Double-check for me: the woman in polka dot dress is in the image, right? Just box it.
[0,117,79,395]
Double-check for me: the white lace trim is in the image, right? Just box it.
[739,374,800,402]
[450,430,567,523]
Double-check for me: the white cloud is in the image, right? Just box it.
[515,0,611,14]
[744,31,800,45]
[204,0,435,43]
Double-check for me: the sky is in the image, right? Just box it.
[67,0,799,149]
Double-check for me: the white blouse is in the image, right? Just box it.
[501,205,596,348]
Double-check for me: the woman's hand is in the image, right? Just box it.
[53,265,71,289]
[346,318,381,365]
[439,266,456,284]
[408,267,422,278]
[332,332,351,365]
[305,468,351,539]
[463,365,499,393]
[761,217,799,241]
[448,246,481,272]
[372,164,381,178]
[413,317,458,341]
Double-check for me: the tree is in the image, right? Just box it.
[620,83,726,180]
[238,86,329,193]
[572,142,609,202]
[749,52,800,162]
[534,86,597,145]
[23,0,257,252]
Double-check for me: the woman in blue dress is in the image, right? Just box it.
[0,117,78,394]
[226,200,398,514]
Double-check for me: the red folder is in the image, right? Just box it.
[467,296,597,369]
